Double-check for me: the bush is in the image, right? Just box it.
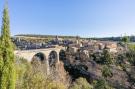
[102,65,113,78]
[93,79,114,89]
[126,49,135,66]
[92,52,102,63]
[92,49,113,65]
[15,57,68,89]
[101,49,113,65]
[70,77,93,89]
[116,54,126,66]
[15,57,30,89]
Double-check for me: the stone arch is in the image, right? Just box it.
[32,52,46,63]
[59,49,66,62]
[48,50,58,67]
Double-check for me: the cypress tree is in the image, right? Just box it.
[0,4,16,89]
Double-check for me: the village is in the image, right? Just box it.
[13,35,119,53]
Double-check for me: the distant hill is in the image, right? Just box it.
[15,34,79,39]
[91,36,135,42]
[14,34,135,42]
[91,37,122,41]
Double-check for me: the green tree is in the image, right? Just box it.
[102,49,112,65]
[121,36,130,50]
[102,65,113,78]
[121,36,130,43]
[0,5,16,89]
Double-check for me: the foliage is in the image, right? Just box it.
[116,54,126,65]
[93,79,114,89]
[15,58,68,89]
[128,44,135,51]
[126,49,135,66]
[70,77,93,89]
[121,36,130,43]
[101,49,113,65]
[126,44,135,65]
[15,57,30,89]
[46,82,67,89]
[92,52,102,63]
[92,49,112,65]
[22,66,49,89]
[0,6,16,89]
[102,65,113,78]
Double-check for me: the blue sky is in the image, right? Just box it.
[0,0,135,37]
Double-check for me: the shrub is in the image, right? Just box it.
[101,49,113,65]
[15,57,68,89]
[15,57,31,89]
[126,49,135,66]
[70,77,93,89]
[93,79,114,89]
[102,65,113,78]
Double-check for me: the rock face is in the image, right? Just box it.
[59,49,101,83]
[59,47,133,89]
[64,63,99,83]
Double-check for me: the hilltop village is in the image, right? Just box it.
[13,35,119,53]
[12,34,135,89]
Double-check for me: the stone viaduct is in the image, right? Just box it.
[14,46,66,74]
[15,47,64,60]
